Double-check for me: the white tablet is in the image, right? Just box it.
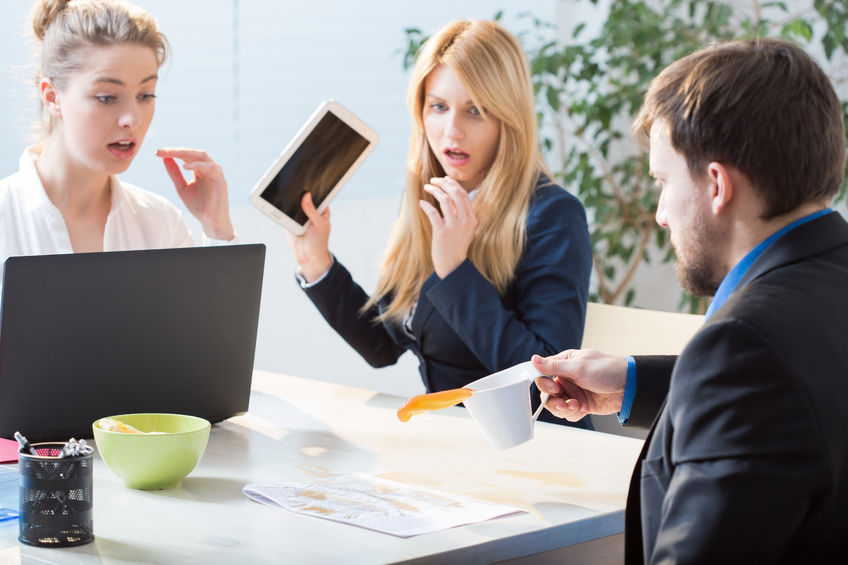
[249,100,378,235]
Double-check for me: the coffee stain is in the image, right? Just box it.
[300,505,333,515]
[495,469,584,488]
[302,489,327,500]
[295,484,403,517]
[465,488,534,511]
[299,446,327,458]
[385,497,420,513]
[297,464,334,478]
[377,470,586,513]
[376,472,515,511]
[376,472,445,488]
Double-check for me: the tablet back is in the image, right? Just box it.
[0,244,265,441]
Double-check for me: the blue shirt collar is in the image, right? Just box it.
[704,208,833,319]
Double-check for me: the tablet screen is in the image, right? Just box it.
[259,111,372,225]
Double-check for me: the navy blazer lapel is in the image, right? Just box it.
[410,272,440,337]
[738,211,848,289]
[377,299,415,351]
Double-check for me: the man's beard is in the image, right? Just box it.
[673,216,725,297]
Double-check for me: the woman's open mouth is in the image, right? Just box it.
[108,141,136,158]
[444,148,470,166]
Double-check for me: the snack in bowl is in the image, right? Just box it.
[97,417,166,434]
[96,417,143,433]
[92,413,210,490]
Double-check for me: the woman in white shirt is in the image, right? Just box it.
[0,0,235,265]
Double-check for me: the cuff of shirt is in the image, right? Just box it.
[617,356,637,425]
[203,233,238,246]
[295,257,335,289]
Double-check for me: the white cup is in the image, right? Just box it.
[463,361,548,450]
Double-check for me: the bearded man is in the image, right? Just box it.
[534,38,848,564]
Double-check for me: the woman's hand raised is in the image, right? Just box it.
[157,148,235,241]
[419,176,478,279]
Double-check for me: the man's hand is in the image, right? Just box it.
[532,350,628,422]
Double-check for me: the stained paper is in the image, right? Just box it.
[243,474,523,537]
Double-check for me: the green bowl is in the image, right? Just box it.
[92,413,210,490]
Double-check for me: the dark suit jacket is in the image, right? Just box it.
[303,177,592,426]
[625,211,848,563]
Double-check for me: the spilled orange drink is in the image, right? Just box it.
[396,387,473,422]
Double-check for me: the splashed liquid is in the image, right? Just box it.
[396,388,473,422]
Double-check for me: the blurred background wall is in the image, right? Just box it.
[1,1,580,397]
[10,1,835,398]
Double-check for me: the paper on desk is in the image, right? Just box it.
[243,474,524,537]
[0,466,18,522]
[0,439,18,464]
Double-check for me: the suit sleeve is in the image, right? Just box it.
[424,187,592,372]
[302,259,406,368]
[648,319,826,563]
[630,355,677,429]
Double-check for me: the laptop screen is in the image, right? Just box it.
[0,244,265,441]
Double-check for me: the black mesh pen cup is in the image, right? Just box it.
[18,442,94,547]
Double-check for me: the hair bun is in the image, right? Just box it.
[32,0,73,41]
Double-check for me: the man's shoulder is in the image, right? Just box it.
[733,240,848,323]
[675,250,848,399]
[715,213,848,339]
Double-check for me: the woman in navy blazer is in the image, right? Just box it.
[287,20,592,427]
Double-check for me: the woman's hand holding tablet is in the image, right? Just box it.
[284,193,333,283]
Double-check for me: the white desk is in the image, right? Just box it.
[0,371,643,564]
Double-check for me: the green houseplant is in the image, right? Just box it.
[403,0,848,312]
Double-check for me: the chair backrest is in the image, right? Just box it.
[581,302,704,355]
[580,303,704,438]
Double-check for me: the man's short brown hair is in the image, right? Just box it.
[634,38,845,218]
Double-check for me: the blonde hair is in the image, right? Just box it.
[31,0,169,139]
[368,20,549,322]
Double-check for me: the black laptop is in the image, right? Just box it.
[0,244,265,441]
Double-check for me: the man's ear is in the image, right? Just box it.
[706,161,733,216]
[40,78,61,119]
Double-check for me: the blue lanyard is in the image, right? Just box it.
[704,208,832,320]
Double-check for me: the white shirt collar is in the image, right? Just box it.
[17,148,53,213]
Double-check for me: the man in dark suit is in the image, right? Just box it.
[532,38,847,563]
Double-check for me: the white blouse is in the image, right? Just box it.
[0,148,229,266]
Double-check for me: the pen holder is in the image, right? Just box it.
[18,443,94,547]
